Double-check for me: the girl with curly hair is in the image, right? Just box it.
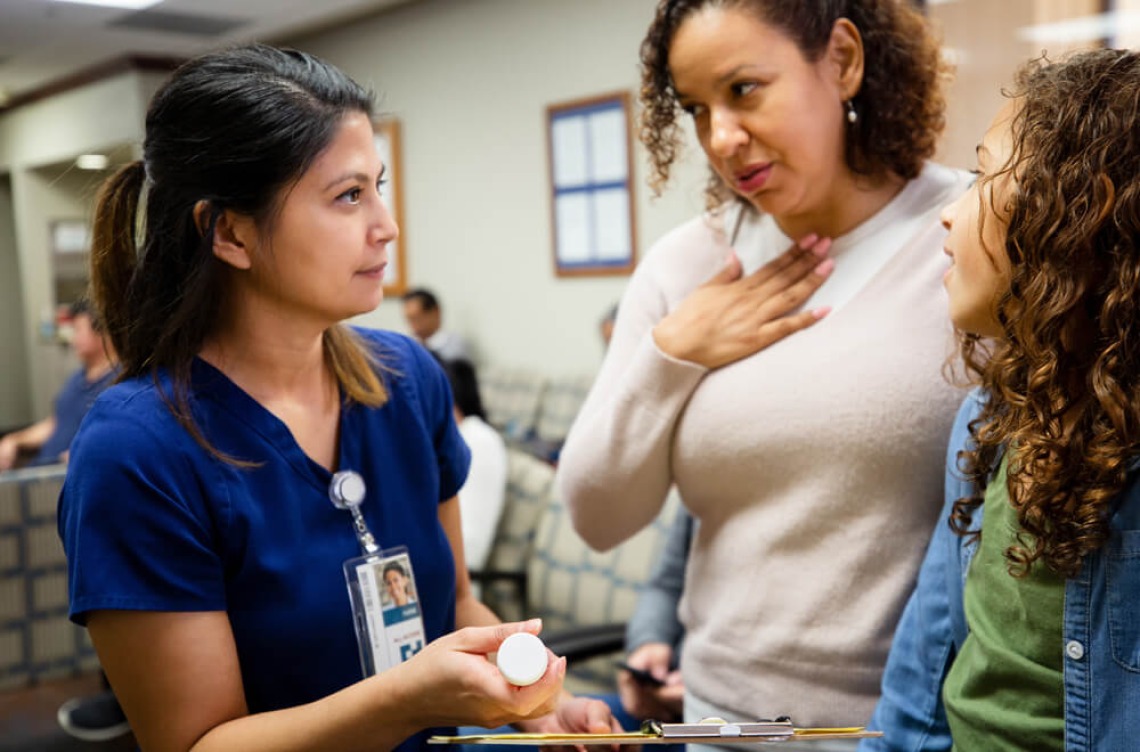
[864,48,1140,752]
[559,0,971,739]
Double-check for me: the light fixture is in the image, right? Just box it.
[1018,11,1140,46]
[940,47,968,67]
[76,154,110,170]
[48,0,163,10]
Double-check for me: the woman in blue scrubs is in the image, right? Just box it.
[58,44,616,752]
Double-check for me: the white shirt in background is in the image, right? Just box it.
[457,414,508,570]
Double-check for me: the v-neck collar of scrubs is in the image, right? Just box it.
[191,357,357,495]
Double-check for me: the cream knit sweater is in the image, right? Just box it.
[559,163,971,727]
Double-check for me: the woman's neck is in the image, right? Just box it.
[772,170,908,241]
[199,306,332,406]
[202,337,330,403]
[200,292,345,470]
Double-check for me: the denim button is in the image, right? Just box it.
[1065,640,1085,661]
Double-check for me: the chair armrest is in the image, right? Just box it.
[469,569,528,587]
[469,569,529,616]
[543,622,627,664]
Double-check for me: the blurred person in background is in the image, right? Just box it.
[440,357,507,573]
[615,506,692,724]
[403,287,473,362]
[0,299,117,471]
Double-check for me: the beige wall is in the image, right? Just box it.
[1113,0,1140,47]
[9,166,92,421]
[0,70,163,418]
[291,0,1126,373]
[2,0,1135,417]
[289,0,707,374]
[0,176,28,428]
[933,0,1107,170]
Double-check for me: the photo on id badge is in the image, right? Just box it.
[348,548,427,676]
[379,556,418,608]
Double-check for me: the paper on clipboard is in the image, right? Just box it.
[429,718,883,745]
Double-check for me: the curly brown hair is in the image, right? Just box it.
[638,0,947,207]
[953,49,1140,579]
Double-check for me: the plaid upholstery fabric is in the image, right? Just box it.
[480,367,547,440]
[480,448,555,622]
[533,374,595,445]
[0,466,98,689]
[477,445,684,691]
[528,481,682,692]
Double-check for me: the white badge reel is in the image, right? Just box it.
[331,470,428,678]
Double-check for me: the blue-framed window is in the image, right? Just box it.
[546,92,636,276]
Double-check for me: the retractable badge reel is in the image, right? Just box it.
[331,470,427,678]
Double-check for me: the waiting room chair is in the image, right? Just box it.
[479,367,547,443]
[0,465,99,689]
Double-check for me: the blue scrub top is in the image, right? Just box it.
[59,329,471,750]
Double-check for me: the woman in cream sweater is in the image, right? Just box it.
[559,0,969,739]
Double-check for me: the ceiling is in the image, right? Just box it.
[0,0,420,107]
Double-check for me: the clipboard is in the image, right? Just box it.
[429,717,883,745]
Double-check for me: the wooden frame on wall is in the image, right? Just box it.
[373,117,408,296]
[545,91,637,278]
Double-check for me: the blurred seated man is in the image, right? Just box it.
[0,300,117,471]
[402,287,472,362]
[10,302,127,740]
[615,505,691,725]
[440,358,507,571]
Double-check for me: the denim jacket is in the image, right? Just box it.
[859,389,1140,752]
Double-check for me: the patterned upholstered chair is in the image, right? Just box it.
[471,447,556,622]
[0,465,99,689]
[471,445,682,692]
[528,483,681,693]
[479,367,547,443]
[528,373,596,461]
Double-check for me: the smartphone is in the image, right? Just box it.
[614,660,666,687]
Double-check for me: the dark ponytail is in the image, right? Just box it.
[89,160,145,362]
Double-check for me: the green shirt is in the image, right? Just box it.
[942,455,1065,751]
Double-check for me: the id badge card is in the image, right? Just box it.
[343,547,427,678]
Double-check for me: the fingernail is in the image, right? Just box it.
[798,233,819,249]
[814,258,834,276]
[526,618,542,632]
[811,237,832,257]
[812,306,831,320]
